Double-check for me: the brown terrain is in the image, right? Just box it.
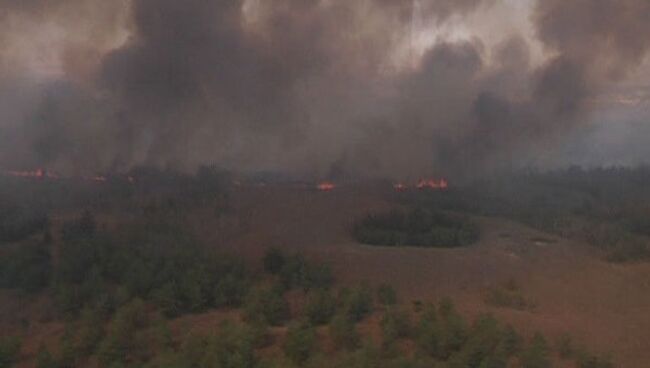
[3,184,650,367]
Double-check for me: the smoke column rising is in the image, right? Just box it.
[0,0,648,180]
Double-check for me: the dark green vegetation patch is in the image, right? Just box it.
[353,208,479,247]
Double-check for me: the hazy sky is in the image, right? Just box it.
[0,0,648,178]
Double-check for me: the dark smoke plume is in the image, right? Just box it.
[0,0,649,179]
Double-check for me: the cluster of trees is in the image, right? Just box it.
[2,240,616,368]
[0,204,48,244]
[0,236,51,292]
[0,336,21,367]
[399,167,650,262]
[353,208,479,248]
[50,211,251,318]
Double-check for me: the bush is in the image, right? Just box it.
[576,352,615,368]
[54,215,251,316]
[283,322,316,365]
[201,320,259,368]
[340,284,373,322]
[0,336,21,368]
[329,314,360,351]
[380,308,412,345]
[416,303,440,358]
[97,299,149,366]
[377,284,398,306]
[305,290,337,325]
[278,254,333,291]
[35,344,57,368]
[353,208,479,248]
[0,241,51,292]
[556,333,574,359]
[450,314,504,368]
[263,248,286,275]
[437,299,468,359]
[484,286,532,311]
[75,307,107,356]
[243,286,290,326]
[520,333,551,368]
[0,204,48,244]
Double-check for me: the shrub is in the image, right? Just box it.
[75,306,107,356]
[340,284,373,322]
[377,284,398,306]
[484,286,531,311]
[576,352,615,368]
[0,205,48,243]
[329,314,360,351]
[97,299,149,366]
[283,322,316,365]
[353,208,479,248]
[451,314,503,368]
[279,254,333,291]
[305,290,337,325]
[416,303,440,358]
[437,298,467,359]
[0,336,21,368]
[520,333,551,368]
[556,333,574,359]
[380,308,412,345]
[243,286,290,326]
[263,248,286,275]
[0,241,51,292]
[201,320,259,368]
[35,344,57,368]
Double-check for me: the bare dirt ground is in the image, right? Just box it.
[194,185,650,368]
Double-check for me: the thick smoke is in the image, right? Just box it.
[0,0,649,179]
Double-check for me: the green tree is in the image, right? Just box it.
[329,314,360,351]
[283,323,316,365]
[377,284,398,306]
[97,299,149,367]
[0,336,21,368]
[243,286,290,326]
[520,333,551,368]
[263,248,286,275]
[380,308,412,346]
[76,307,106,356]
[437,298,467,359]
[341,284,373,322]
[0,241,51,292]
[305,290,337,325]
[35,344,58,368]
[201,321,258,368]
[416,303,440,358]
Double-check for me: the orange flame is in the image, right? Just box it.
[4,168,59,179]
[2,168,135,184]
[317,182,336,191]
[416,178,448,190]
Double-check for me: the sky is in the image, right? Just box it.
[0,0,648,179]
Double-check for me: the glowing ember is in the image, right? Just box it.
[416,178,449,190]
[393,183,408,191]
[317,182,336,191]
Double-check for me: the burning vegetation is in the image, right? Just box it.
[1,168,132,184]
[316,182,336,192]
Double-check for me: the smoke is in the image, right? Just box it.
[0,0,649,179]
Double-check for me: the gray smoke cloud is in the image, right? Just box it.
[0,0,649,179]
